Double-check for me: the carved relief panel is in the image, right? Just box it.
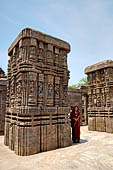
[28,72,37,106]
[54,77,60,106]
[47,75,54,106]
[29,46,37,62]
[54,47,59,67]
[38,74,44,106]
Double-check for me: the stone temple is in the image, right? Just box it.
[0,68,7,135]
[85,60,113,133]
[4,28,71,156]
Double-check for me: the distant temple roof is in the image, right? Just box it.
[85,60,113,74]
[0,68,5,75]
[0,68,6,78]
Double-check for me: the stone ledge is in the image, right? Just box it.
[8,28,70,55]
[68,86,88,94]
[85,60,113,74]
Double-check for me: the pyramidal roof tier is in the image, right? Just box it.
[8,28,70,55]
[85,60,113,74]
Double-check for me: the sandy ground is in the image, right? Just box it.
[0,126,113,170]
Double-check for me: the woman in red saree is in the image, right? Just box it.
[70,106,80,143]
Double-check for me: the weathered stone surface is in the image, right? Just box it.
[4,28,71,156]
[8,28,70,55]
[1,126,113,170]
[85,60,113,74]
[68,86,88,125]
[85,60,113,132]
[0,68,7,135]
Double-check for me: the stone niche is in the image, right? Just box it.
[68,86,88,125]
[85,60,113,133]
[4,28,71,156]
[0,68,7,135]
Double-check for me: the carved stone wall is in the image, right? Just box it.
[4,28,71,156]
[85,60,113,132]
[0,68,7,135]
[68,86,88,125]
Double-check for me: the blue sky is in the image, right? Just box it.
[0,0,113,85]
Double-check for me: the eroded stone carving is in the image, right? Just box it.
[4,28,71,155]
[85,60,113,132]
[0,68,7,135]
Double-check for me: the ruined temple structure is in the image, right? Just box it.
[85,60,113,133]
[68,86,88,125]
[0,68,7,135]
[4,28,71,156]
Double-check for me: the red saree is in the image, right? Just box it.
[70,108,80,143]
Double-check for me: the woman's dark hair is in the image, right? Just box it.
[74,105,79,108]
[71,106,74,110]
[73,106,80,112]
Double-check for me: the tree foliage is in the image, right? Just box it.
[77,77,88,86]
[70,84,76,88]
[69,77,88,88]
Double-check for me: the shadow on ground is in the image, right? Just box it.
[0,133,4,136]
[72,139,88,145]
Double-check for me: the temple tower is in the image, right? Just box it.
[85,60,113,132]
[4,28,71,155]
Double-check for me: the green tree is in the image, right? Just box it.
[69,84,77,88]
[77,77,88,86]
[69,77,88,88]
